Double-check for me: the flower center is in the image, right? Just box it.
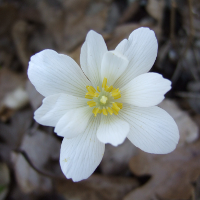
[85,77,123,117]
[100,96,108,104]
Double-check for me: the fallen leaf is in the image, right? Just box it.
[11,130,61,193]
[125,139,200,200]
[100,139,137,175]
[125,99,200,200]
[159,99,199,144]
[56,174,139,200]
[26,80,43,110]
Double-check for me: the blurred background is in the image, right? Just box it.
[0,0,200,199]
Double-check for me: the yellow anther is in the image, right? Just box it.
[102,77,107,89]
[85,95,93,99]
[102,108,108,116]
[112,102,120,112]
[97,86,101,92]
[86,92,99,97]
[87,101,96,107]
[111,88,120,97]
[116,102,123,109]
[100,96,108,104]
[86,78,123,116]
[112,109,119,115]
[93,108,99,117]
[113,94,121,99]
[111,88,119,93]
[104,85,109,92]
[87,86,96,93]
[107,107,113,115]
[94,93,99,97]
[106,85,113,92]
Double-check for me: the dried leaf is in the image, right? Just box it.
[125,100,200,200]
[11,130,61,193]
[159,99,199,144]
[126,139,200,200]
[100,139,137,175]
[56,174,139,200]
[26,80,43,110]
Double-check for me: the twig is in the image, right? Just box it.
[14,149,65,180]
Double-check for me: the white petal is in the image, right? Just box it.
[55,107,93,138]
[97,115,130,146]
[80,30,108,87]
[120,73,171,107]
[119,104,179,154]
[101,51,129,86]
[115,39,128,54]
[28,49,90,97]
[114,27,158,88]
[60,116,105,182]
[34,94,87,127]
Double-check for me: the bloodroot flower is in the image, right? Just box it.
[28,27,179,182]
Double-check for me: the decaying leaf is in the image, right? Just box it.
[11,130,61,193]
[159,99,199,144]
[125,139,200,200]
[125,99,200,200]
[100,139,137,175]
[26,80,43,110]
[56,174,139,200]
[0,68,27,121]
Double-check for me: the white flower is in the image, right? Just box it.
[28,27,179,182]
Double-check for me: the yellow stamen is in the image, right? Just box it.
[102,108,108,116]
[113,94,121,99]
[97,86,101,92]
[112,102,120,112]
[111,88,120,97]
[87,86,96,93]
[85,95,93,99]
[87,101,96,107]
[107,107,113,115]
[112,109,119,115]
[86,92,99,97]
[100,96,108,104]
[86,77,123,116]
[116,102,123,109]
[102,77,107,89]
[106,85,113,92]
[104,85,109,92]
[93,108,99,117]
